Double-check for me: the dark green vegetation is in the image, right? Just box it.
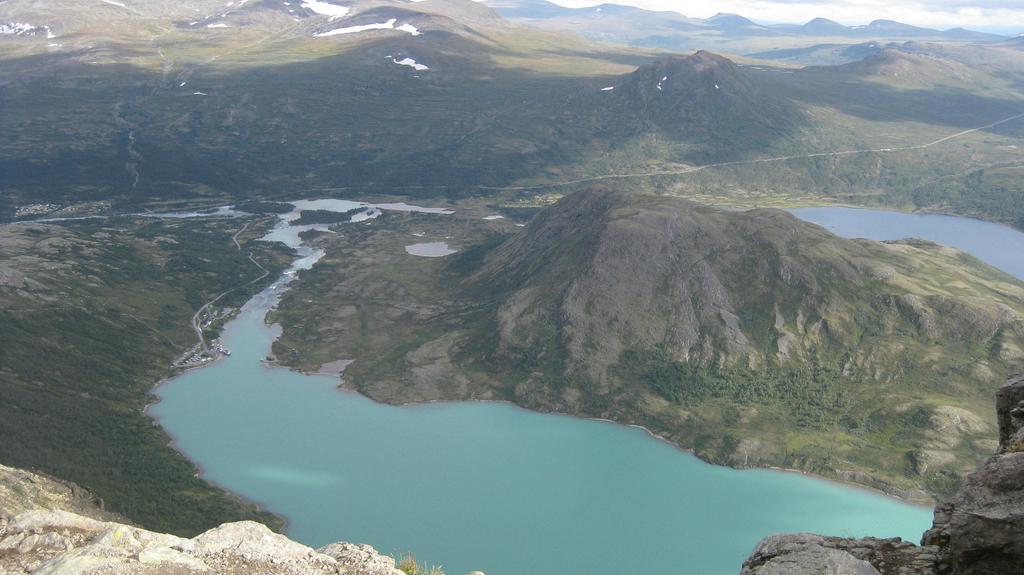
[291,208,367,225]
[0,216,292,535]
[1,0,1023,228]
[235,201,297,215]
[272,191,1024,502]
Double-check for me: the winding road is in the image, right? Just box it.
[185,222,270,357]
[283,109,1024,196]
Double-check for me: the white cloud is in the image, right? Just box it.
[545,0,1024,31]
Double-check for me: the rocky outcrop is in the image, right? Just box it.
[741,374,1024,575]
[0,511,406,575]
[0,463,487,575]
[0,464,124,524]
[0,465,431,575]
[740,534,937,575]
[921,374,1024,574]
[995,374,1024,453]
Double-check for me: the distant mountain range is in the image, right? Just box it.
[484,0,1007,56]
[2,0,1022,228]
[777,16,1002,40]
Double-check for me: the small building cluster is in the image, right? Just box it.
[174,338,231,368]
[14,203,61,217]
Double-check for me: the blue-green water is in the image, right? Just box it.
[151,204,951,575]
[790,207,1024,280]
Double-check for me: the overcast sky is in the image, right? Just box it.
[547,0,1024,32]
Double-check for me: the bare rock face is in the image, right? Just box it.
[921,374,1024,574]
[742,374,1024,575]
[0,463,479,575]
[0,510,404,575]
[0,464,124,525]
[740,533,937,575]
[995,374,1024,453]
[740,534,882,575]
[318,542,405,575]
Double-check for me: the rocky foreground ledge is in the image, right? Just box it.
[0,511,411,575]
[741,374,1024,575]
[0,467,480,575]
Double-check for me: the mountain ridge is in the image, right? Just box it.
[2,0,1023,230]
[271,189,1024,502]
[483,0,1007,44]
[573,51,805,161]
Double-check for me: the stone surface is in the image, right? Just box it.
[318,542,404,575]
[743,374,1024,575]
[0,510,409,575]
[741,534,881,574]
[740,533,936,575]
[921,375,1024,574]
[181,521,325,563]
[996,374,1024,453]
[0,448,460,572]
[0,464,124,526]
[0,461,475,575]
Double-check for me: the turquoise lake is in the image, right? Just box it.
[151,203,1024,575]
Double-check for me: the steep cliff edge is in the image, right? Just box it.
[921,373,1024,574]
[741,374,1024,575]
[0,464,124,525]
[0,511,407,575]
[0,465,439,575]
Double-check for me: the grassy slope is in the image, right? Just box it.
[0,216,291,535]
[269,193,1024,502]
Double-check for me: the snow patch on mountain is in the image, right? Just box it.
[316,18,395,36]
[397,23,420,35]
[1,22,52,38]
[393,57,428,70]
[301,0,350,19]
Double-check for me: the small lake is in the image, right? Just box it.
[149,202,1024,575]
[790,207,1024,280]
[405,241,458,257]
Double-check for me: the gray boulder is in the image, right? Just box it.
[922,375,1024,574]
[740,534,882,574]
[741,533,937,575]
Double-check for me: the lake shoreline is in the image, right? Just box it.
[145,198,950,571]
[335,382,937,509]
[154,353,934,548]
[282,344,937,510]
[146,340,294,535]
[153,356,934,550]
